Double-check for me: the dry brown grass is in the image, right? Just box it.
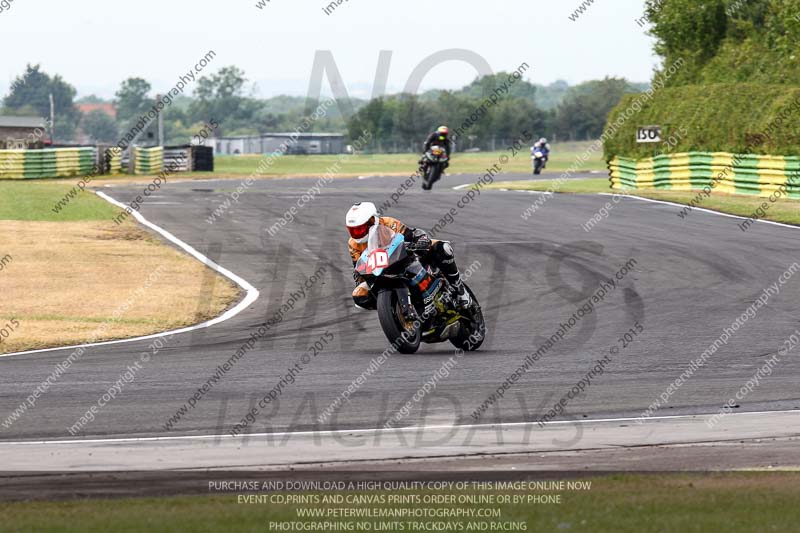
[0,221,241,354]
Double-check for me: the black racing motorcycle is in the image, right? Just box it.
[421,146,449,191]
[354,225,485,354]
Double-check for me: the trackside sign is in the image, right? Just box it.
[637,126,662,143]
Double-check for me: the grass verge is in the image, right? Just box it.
[72,141,606,185]
[2,473,799,532]
[0,182,118,222]
[212,141,606,177]
[490,178,800,227]
[0,182,241,354]
[492,177,613,194]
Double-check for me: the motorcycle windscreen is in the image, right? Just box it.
[367,224,396,251]
[356,225,406,277]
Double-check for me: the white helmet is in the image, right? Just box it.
[346,202,378,243]
[539,138,548,145]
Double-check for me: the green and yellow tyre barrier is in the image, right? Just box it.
[609,152,800,199]
[0,148,97,180]
[133,147,164,175]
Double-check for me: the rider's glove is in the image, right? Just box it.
[409,229,432,252]
[353,270,364,285]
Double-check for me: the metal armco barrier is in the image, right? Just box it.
[609,152,800,198]
[163,147,191,172]
[163,145,214,172]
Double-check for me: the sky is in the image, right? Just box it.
[0,0,659,100]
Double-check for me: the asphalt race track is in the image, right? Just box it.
[2,172,800,472]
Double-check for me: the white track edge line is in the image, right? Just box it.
[0,191,260,359]
[597,192,800,230]
[2,409,798,446]
[454,184,552,195]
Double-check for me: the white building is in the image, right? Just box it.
[210,133,345,155]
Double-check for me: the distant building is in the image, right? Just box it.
[210,133,345,155]
[75,103,118,144]
[0,116,48,149]
[76,103,117,119]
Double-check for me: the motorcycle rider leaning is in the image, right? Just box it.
[419,126,453,172]
[346,201,471,311]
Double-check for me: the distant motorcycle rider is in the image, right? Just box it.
[532,137,551,161]
[419,126,453,172]
[346,201,471,311]
[531,137,551,174]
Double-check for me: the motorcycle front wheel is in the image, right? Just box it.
[423,164,441,190]
[377,290,422,354]
[533,159,544,175]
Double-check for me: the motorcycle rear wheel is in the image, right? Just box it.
[377,290,422,354]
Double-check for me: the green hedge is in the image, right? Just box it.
[603,83,800,160]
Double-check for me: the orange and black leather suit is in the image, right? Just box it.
[350,216,463,310]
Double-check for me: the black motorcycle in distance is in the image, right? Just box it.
[421,146,449,190]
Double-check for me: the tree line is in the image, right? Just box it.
[2,64,647,151]
[347,74,648,152]
[645,0,800,86]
